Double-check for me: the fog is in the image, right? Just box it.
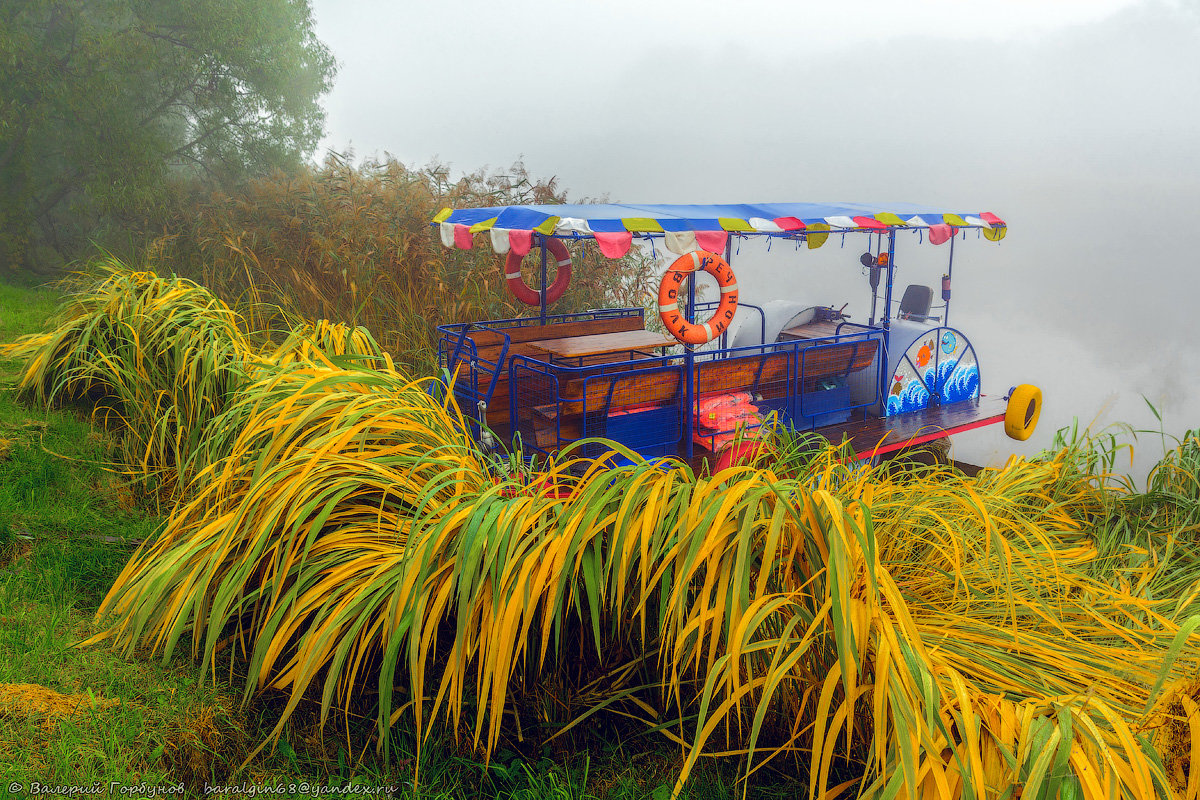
[312,0,1200,477]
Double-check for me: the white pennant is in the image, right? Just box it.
[664,230,697,255]
[490,228,511,254]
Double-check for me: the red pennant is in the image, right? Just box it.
[508,229,533,257]
[928,223,955,245]
[852,216,888,230]
[594,231,633,259]
[453,224,473,249]
[695,230,728,253]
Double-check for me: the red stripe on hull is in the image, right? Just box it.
[856,413,1004,459]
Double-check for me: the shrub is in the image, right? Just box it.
[138,156,658,376]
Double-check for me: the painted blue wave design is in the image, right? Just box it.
[920,358,979,404]
[943,364,980,402]
[886,379,931,416]
[924,359,957,393]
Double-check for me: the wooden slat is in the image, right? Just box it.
[462,316,643,348]
[481,350,644,422]
[695,353,790,398]
[558,370,683,416]
[527,330,677,359]
[819,396,1008,458]
[797,339,878,388]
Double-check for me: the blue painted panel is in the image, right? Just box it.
[787,383,852,429]
[605,405,682,460]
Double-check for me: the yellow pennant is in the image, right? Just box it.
[718,218,755,232]
[806,223,830,249]
[621,217,664,232]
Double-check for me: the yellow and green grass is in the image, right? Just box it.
[5,264,1200,799]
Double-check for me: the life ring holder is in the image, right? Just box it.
[503,237,572,306]
[657,250,739,345]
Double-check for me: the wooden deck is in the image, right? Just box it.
[819,396,1008,459]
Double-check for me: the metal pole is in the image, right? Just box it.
[868,234,880,326]
[880,230,897,407]
[539,236,548,325]
[724,237,736,353]
[944,234,955,326]
[882,230,896,328]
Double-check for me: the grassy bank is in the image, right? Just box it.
[0,284,217,788]
[0,280,790,800]
[6,267,1200,800]
[0,282,260,791]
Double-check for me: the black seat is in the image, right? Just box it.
[898,284,934,322]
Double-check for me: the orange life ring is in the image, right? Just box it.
[503,237,572,305]
[657,250,739,345]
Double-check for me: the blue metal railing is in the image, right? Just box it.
[436,306,885,458]
[435,322,509,432]
[500,323,883,459]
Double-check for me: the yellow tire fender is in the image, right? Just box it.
[1004,384,1042,441]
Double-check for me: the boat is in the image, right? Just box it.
[431,201,1040,469]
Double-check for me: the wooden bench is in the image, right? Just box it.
[444,315,645,435]
[795,338,878,391]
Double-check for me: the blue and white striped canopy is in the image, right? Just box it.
[432,201,1006,257]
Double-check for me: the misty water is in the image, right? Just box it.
[312,0,1200,481]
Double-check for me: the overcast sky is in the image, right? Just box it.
[310,0,1200,474]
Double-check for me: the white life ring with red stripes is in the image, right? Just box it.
[503,237,572,305]
[657,250,739,345]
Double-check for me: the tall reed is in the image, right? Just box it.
[0,262,253,494]
[139,156,658,376]
[90,363,1200,798]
